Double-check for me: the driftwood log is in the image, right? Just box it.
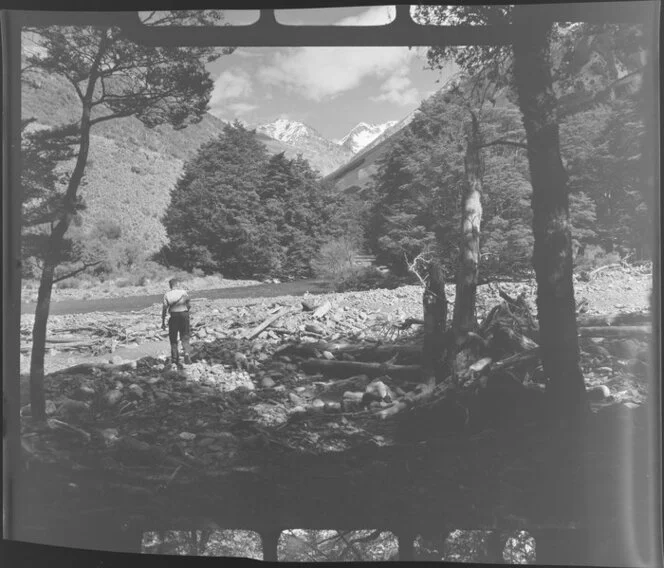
[301,359,421,380]
[243,307,297,340]
[578,326,651,339]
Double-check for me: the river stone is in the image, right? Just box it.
[57,398,90,418]
[260,377,276,389]
[310,398,325,410]
[128,384,145,400]
[305,323,325,335]
[109,355,124,365]
[625,358,648,377]
[73,385,96,401]
[289,393,304,405]
[587,385,611,401]
[609,339,641,359]
[104,389,123,407]
[324,402,341,412]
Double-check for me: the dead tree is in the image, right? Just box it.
[413,257,448,385]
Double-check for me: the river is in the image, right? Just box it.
[21,279,334,316]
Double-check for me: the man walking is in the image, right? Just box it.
[162,277,192,368]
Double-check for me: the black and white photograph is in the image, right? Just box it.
[2,2,661,565]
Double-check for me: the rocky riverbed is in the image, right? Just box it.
[14,264,656,549]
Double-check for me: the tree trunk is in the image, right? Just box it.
[512,8,588,423]
[422,260,447,384]
[29,104,93,421]
[452,112,483,335]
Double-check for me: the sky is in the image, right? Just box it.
[206,6,456,141]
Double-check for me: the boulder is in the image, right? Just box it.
[587,385,611,401]
[73,385,96,401]
[128,384,145,400]
[260,377,276,389]
[608,339,641,359]
[57,398,90,418]
[104,389,123,407]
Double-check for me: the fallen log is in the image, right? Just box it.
[577,312,651,327]
[490,348,541,372]
[243,307,297,340]
[45,335,90,344]
[280,341,422,362]
[578,326,651,339]
[301,359,421,380]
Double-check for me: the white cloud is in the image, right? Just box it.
[371,68,421,106]
[336,5,395,26]
[258,45,416,101]
[254,6,418,102]
[210,69,253,105]
[227,102,259,114]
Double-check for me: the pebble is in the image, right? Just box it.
[109,355,124,365]
[179,432,196,441]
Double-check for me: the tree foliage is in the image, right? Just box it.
[367,88,535,279]
[24,12,230,421]
[163,123,347,279]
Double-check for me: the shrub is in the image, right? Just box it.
[574,244,622,273]
[311,237,359,278]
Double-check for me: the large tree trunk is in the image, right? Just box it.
[29,106,93,421]
[512,8,588,424]
[452,113,483,335]
[422,260,447,385]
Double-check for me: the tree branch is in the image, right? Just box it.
[558,66,645,120]
[52,261,101,283]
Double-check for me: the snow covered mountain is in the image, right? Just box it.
[256,118,354,175]
[338,121,398,154]
[257,118,323,146]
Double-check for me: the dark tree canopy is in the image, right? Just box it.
[163,123,348,279]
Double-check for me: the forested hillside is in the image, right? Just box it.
[21,68,353,275]
[331,22,651,279]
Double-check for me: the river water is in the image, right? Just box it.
[21,279,334,316]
